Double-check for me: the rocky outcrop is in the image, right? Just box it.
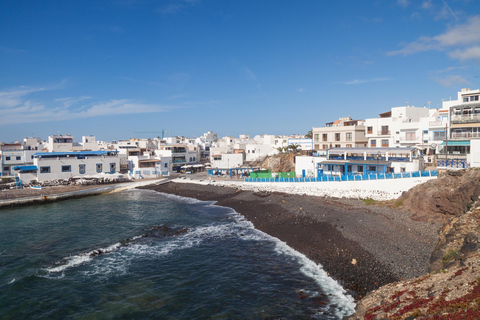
[396,169,480,222]
[351,169,480,319]
[260,153,296,172]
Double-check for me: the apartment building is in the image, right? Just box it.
[312,117,367,150]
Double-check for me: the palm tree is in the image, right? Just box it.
[304,130,313,139]
[287,144,301,153]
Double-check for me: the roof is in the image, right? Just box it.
[34,151,117,157]
[139,159,161,163]
[13,165,38,171]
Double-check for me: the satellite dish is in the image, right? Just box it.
[430,143,437,148]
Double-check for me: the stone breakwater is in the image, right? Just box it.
[176,176,437,201]
[0,179,168,208]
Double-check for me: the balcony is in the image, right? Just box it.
[378,130,390,136]
[451,131,480,139]
[451,114,480,124]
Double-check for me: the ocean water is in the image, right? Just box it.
[0,189,355,319]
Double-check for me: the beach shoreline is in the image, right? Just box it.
[140,180,442,300]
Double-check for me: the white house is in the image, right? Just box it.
[17,150,121,183]
[295,155,326,178]
[128,154,172,179]
[211,153,244,169]
[318,147,423,176]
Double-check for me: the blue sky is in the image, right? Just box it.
[1,0,479,143]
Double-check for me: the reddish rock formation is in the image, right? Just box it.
[397,168,480,222]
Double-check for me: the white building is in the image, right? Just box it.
[318,147,423,176]
[211,153,244,169]
[128,154,171,179]
[287,138,313,151]
[295,155,326,177]
[14,150,120,184]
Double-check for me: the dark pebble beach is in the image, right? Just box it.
[140,181,441,299]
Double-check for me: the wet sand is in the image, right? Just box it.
[140,181,442,300]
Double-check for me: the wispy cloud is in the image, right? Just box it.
[0,46,27,54]
[398,0,410,8]
[240,67,257,81]
[156,0,199,15]
[120,76,167,87]
[339,77,391,85]
[0,83,176,125]
[387,15,480,60]
[434,75,471,87]
[298,88,306,92]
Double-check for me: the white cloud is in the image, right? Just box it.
[298,88,306,92]
[387,15,480,60]
[449,46,480,61]
[240,67,257,81]
[434,75,471,87]
[398,0,410,8]
[341,77,391,85]
[156,0,199,15]
[421,0,432,9]
[0,84,175,125]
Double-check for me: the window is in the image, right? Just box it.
[381,139,389,147]
[164,163,168,168]
[346,144,352,148]
[110,163,116,172]
[62,165,71,172]
[192,157,196,162]
[96,163,102,173]
[335,133,340,141]
[406,132,416,141]
[314,134,319,142]
[335,144,340,148]
[3,167,9,172]
[367,126,373,134]
[213,156,221,160]
[79,164,86,174]
[314,144,319,149]
[381,126,389,135]
[470,95,479,101]
[346,132,352,141]
[16,156,21,160]
[371,140,376,147]
[40,166,50,173]
[5,157,10,161]
[423,130,428,135]
[434,131,446,140]
[464,97,469,102]
[323,144,328,149]
[322,134,327,141]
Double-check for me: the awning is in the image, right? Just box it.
[439,141,470,146]
[13,165,38,171]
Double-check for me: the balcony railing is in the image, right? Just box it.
[378,130,390,135]
[451,114,480,124]
[451,132,480,139]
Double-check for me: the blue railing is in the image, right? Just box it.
[436,159,470,169]
[244,170,437,182]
